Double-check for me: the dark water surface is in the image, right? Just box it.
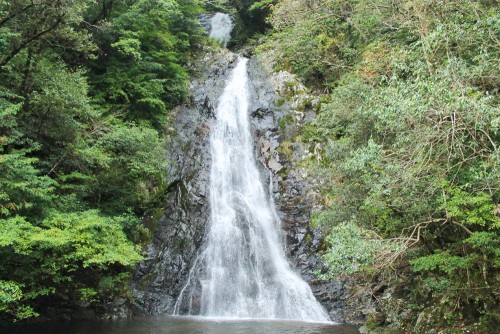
[3,316,359,334]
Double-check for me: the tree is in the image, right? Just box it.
[0,0,207,321]
[264,0,499,331]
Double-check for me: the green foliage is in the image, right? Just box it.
[89,124,167,213]
[411,252,474,275]
[0,149,56,217]
[0,88,22,147]
[439,183,499,229]
[421,277,450,294]
[319,221,382,277]
[0,95,56,218]
[0,0,206,322]
[1,211,142,268]
[264,0,499,331]
[0,280,38,321]
[89,0,204,129]
[464,232,500,258]
[97,272,133,299]
[0,0,95,67]
[17,57,92,163]
[0,212,142,320]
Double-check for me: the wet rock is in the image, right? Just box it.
[130,50,236,315]
[259,138,271,155]
[199,14,213,33]
[251,107,272,119]
[97,298,133,320]
[201,96,215,118]
[247,54,360,325]
[359,326,371,334]
[296,233,305,243]
[268,158,283,173]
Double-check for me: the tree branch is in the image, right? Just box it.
[0,15,65,67]
[0,1,35,28]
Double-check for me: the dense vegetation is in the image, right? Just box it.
[255,0,498,332]
[0,0,205,321]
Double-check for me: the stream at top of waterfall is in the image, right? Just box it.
[3,316,359,334]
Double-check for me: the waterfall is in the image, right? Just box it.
[209,13,233,47]
[173,58,330,322]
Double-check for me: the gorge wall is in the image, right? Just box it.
[129,43,370,325]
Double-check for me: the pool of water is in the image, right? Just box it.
[3,316,359,334]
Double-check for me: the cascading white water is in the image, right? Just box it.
[173,58,330,322]
[209,13,233,47]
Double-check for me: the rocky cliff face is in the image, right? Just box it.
[130,47,362,324]
[247,55,361,324]
[131,49,237,315]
